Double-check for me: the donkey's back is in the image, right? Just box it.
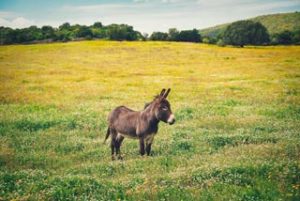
[108,106,139,137]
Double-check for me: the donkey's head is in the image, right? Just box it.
[151,88,175,125]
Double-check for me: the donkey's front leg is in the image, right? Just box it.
[145,136,154,156]
[146,143,152,156]
[139,138,145,156]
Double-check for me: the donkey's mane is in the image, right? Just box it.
[153,95,160,100]
[144,95,160,109]
[143,88,171,110]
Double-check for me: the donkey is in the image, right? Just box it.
[104,88,175,160]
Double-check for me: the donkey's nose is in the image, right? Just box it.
[168,114,176,125]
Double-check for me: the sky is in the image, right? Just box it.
[0,0,299,33]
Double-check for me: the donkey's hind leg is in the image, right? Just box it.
[139,138,145,156]
[116,134,124,160]
[110,128,118,160]
[111,137,116,160]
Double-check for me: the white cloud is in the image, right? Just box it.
[12,17,35,28]
[133,0,149,2]
[62,3,139,13]
[0,17,35,28]
[133,0,183,3]
[0,17,10,26]
[161,0,185,3]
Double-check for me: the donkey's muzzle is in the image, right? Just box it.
[167,114,176,125]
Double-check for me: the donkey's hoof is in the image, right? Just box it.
[118,155,123,160]
[111,156,116,161]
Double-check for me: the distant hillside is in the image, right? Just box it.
[199,12,300,38]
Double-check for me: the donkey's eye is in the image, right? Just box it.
[162,106,168,111]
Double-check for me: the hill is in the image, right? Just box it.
[200,12,300,38]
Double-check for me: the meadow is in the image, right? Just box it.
[0,41,299,200]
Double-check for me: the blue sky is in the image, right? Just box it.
[0,0,299,33]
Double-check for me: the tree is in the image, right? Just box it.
[13,26,43,43]
[149,32,168,41]
[92,22,103,28]
[91,28,106,39]
[55,30,72,42]
[90,22,105,39]
[272,30,293,44]
[168,28,179,41]
[55,22,73,41]
[142,33,149,41]
[0,27,16,44]
[223,20,269,47]
[216,39,225,47]
[75,25,93,39]
[59,22,71,31]
[203,36,217,44]
[41,26,55,39]
[292,28,300,44]
[176,29,201,42]
[106,24,140,41]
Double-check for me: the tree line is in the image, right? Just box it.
[148,21,300,46]
[203,20,300,47]
[0,20,299,46]
[0,22,143,44]
[149,28,201,42]
[0,22,202,45]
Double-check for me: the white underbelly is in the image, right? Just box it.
[117,132,156,142]
[144,133,156,144]
[117,132,139,139]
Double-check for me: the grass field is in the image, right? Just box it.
[0,41,299,200]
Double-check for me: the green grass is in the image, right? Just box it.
[0,41,299,200]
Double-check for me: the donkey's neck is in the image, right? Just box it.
[141,103,159,126]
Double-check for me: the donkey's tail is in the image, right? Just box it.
[103,127,110,144]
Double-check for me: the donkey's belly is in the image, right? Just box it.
[117,132,139,139]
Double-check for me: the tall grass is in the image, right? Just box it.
[0,41,299,200]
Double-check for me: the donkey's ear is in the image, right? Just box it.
[162,88,171,99]
[159,89,166,97]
